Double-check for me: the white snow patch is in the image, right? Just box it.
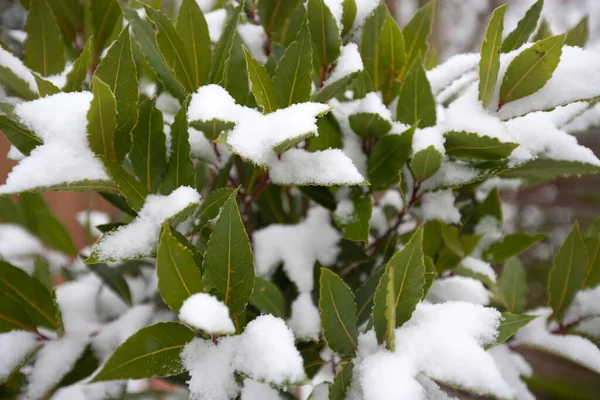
[489,345,535,400]
[361,352,423,400]
[0,331,38,381]
[205,9,228,42]
[419,190,461,224]
[287,293,321,341]
[460,257,497,283]
[0,223,44,274]
[323,43,363,87]
[76,211,111,237]
[179,293,235,334]
[427,276,491,305]
[427,53,479,95]
[239,23,267,64]
[0,46,37,93]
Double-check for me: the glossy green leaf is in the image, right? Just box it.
[583,236,600,289]
[329,362,353,400]
[258,0,302,34]
[24,0,65,76]
[308,114,343,151]
[33,74,60,97]
[92,322,196,381]
[423,255,437,297]
[99,156,148,212]
[341,0,357,37]
[195,187,236,230]
[501,0,543,53]
[501,158,600,183]
[95,27,138,163]
[373,227,425,342]
[379,12,405,104]
[46,0,83,45]
[441,223,464,257]
[483,233,547,264]
[64,38,92,92]
[360,3,386,92]
[367,126,416,188]
[333,192,372,243]
[548,221,588,321]
[274,19,313,108]
[355,268,384,326]
[90,0,122,60]
[156,223,203,312]
[249,277,286,318]
[0,114,42,156]
[565,16,589,48]
[299,186,336,210]
[533,18,552,41]
[209,156,234,190]
[271,2,306,47]
[479,5,507,107]
[130,97,167,193]
[0,292,38,333]
[398,0,435,81]
[488,312,537,349]
[0,66,38,101]
[88,263,132,306]
[500,257,528,314]
[161,100,195,193]
[87,76,117,161]
[0,261,60,331]
[203,190,255,315]
[444,131,518,160]
[474,187,502,224]
[397,57,436,128]
[176,0,211,89]
[33,257,53,292]
[319,268,358,356]
[312,72,357,103]
[410,145,442,181]
[307,0,341,75]
[349,113,392,138]
[383,261,396,350]
[499,34,565,107]
[244,46,278,113]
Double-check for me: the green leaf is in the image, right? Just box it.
[88,263,132,306]
[57,345,100,388]
[195,187,236,230]
[501,158,600,183]
[501,0,543,53]
[583,236,600,289]
[210,156,234,191]
[341,0,357,38]
[299,186,337,210]
[349,113,392,138]
[99,156,148,212]
[95,27,138,163]
[308,114,343,151]
[474,187,503,223]
[329,362,353,400]
[533,18,552,42]
[130,17,186,101]
[130,97,167,193]
[90,0,122,60]
[334,192,372,243]
[379,12,405,104]
[92,322,196,381]
[274,19,313,108]
[0,261,60,331]
[565,16,589,48]
[479,5,508,107]
[319,268,358,356]
[312,72,357,104]
[258,0,302,35]
[271,2,306,47]
[483,233,547,264]
[161,100,195,193]
[46,0,83,45]
[145,6,196,93]
[0,66,38,101]
[383,261,396,350]
[203,190,255,315]
[444,131,518,161]
[423,255,437,297]
[499,34,565,107]
[87,76,117,161]
[249,277,286,318]
[373,227,425,342]
[33,257,53,292]
[410,145,442,181]
[0,292,38,333]
[441,223,464,257]
[548,221,588,321]
[355,268,384,326]
[176,0,211,89]
[0,114,42,156]
[64,38,92,92]
[307,0,341,74]
[488,312,537,349]
[156,223,203,312]
[33,74,60,96]
[244,46,278,113]
[397,57,436,128]
[360,3,386,92]
[500,257,528,314]
[398,0,435,81]
[24,0,65,76]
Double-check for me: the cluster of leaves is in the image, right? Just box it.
[1,0,600,399]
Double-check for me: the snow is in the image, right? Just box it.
[489,345,535,400]
[307,383,329,400]
[324,0,343,31]
[241,379,282,400]
[437,70,478,104]
[205,9,227,42]
[253,207,340,293]
[419,190,461,224]
[564,102,600,133]
[427,276,491,305]
[354,92,393,121]
[76,211,111,237]
[0,331,38,382]
[460,257,497,283]
[271,149,365,186]
[427,53,479,95]
[421,160,481,190]
[287,293,321,341]
[379,190,403,211]
[179,293,235,334]
[55,276,104,336]
[0,46,37,93]
[565,285,600,324]
[239,23,267,64]
[334,198,355,225]
[323,43,364,87]
[497,46,600,119]
[412,126,445,155]
[90,186,201,261]
[196,0,215,12]
[7,145,24,161]
[26,335,89,399]
[0,92,110,193]
[182,337,240,400]
[352,0,382,32]
[0,223,44,274]
[361,353,423,400]
[514,308,600,374]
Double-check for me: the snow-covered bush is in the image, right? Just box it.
[2,0,600,398]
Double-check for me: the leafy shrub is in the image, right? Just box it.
[1,0,600,399]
